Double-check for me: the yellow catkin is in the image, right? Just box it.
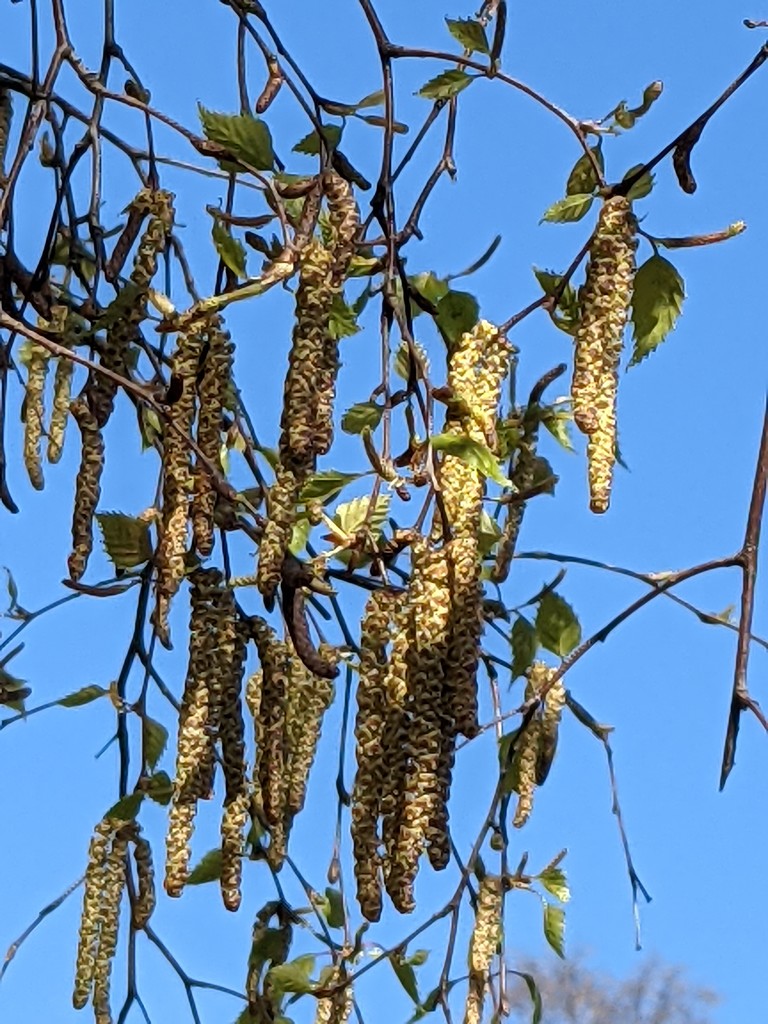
[91,829,128,1024]
[68,398,105,581]
[388,543,452,908]
[351,589,399,922]
[192,317,233,556]
[314,965,353,1024]
[22,342,49,490]
[438,320,512,739]
[463,874,503,1024]
[491,407,537,584]
[48,353,74,463]
[73,821,113,1009]
[165,570,220,897]
[512,717,541,829]
[535,664,566,786]
[571,195,636,513]
[153,327,203,646]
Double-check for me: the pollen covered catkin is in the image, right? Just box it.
[464,874,503,1024]
[22,342,49,490]
[571,195,636,513]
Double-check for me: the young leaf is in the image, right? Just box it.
[356,89,385,109]
[323,887,345,929]
[334,494,391,536]
[390,952,420,1003]
[299,471,360,504]
[341,402,383,435]
[356,113,409,134]
[288,516,312,556]
[266,954,316,996]
[435,290,480,346]
[198,106,274,169]
[622,164,654,201]
[541,194,594,224]
[293,124,343,156]
[328,294,360,339]
[96,513,152,571]
[394,340,430,381]
[565,146,604,196]
[532,268,580,334]
[511,616,538,679]
[58,684,107,708]
[409,271,449,310]
[543,901,566,958]
[430,433,512,487]
[105,791,144,823]
[417,69,473,101]
[446,17,490,54]
[477,509,502,557]
[535,592,581,657]
[187,848,223,885]
[212,219,247,278]
[143,716,168,770]
[538,866,571,903]
[144,770,173,806]
[508,971,543,1024]
[629,255,685,365]
[540,407,574,452]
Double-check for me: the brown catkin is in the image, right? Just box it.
[314,965,353,1024]
[351,589,399,922]
[22,342,49,490]
[571,195,636,513]
[48,353,74,463]
[463,874,503,1024]
[68,398,105,581]
[284,645,336,822]
[192,317,233,556]
[153,327,203,646]
[131,833,156,929]
[219,614,249,912]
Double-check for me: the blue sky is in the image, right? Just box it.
[1,2,767,1022]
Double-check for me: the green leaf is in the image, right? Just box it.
[390,952,420,1004]
[334,494,391,536]
[266,954,316,996]
[328,294,360,340]
[532,267,580,334]
[431,433,512,487]
[288,516,312,556]
[499,728,522,795]
[540,407,574,452]
[511,616,538,679]
[538,866,571,903]
[394,340,430,381]
[535,592,581,657]
[417,69,473,101]
[565,146,603,196]
[446,17,490,54]
[143,716,168,770]
[2,566,20,613]
[409,271,449,310]
[105,791,144,823]
[144,770,173,806]
[477,509,502,558]
[408,949,430,967]
[292,124,343,156]
[300,471,360,504]
[58,684,107,708]
[139,407,162,451]
[323,887,345,929]
[623,163,655,201]
[212,219,247,278]
[341,402,383,435]
[187,848,222,885]
[198,106,275,169]
[508,971,543,1024]
[436,290,479,346]
[356,89,385,109]
[96,513,152,570]
[543,901,566,958]
[540,194,594,224]
[630,255,685,365]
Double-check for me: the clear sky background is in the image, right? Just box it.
[1,2,767,1023]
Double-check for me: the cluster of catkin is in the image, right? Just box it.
[165,567,248,909]
[351,321,511,920]
[248,617,337,868]
[153,314,233,646]
[73,818,155,1022]
[572,195,637,513]
[509,661,565,828]
[67,188,174,580]
[257,171,359,601]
